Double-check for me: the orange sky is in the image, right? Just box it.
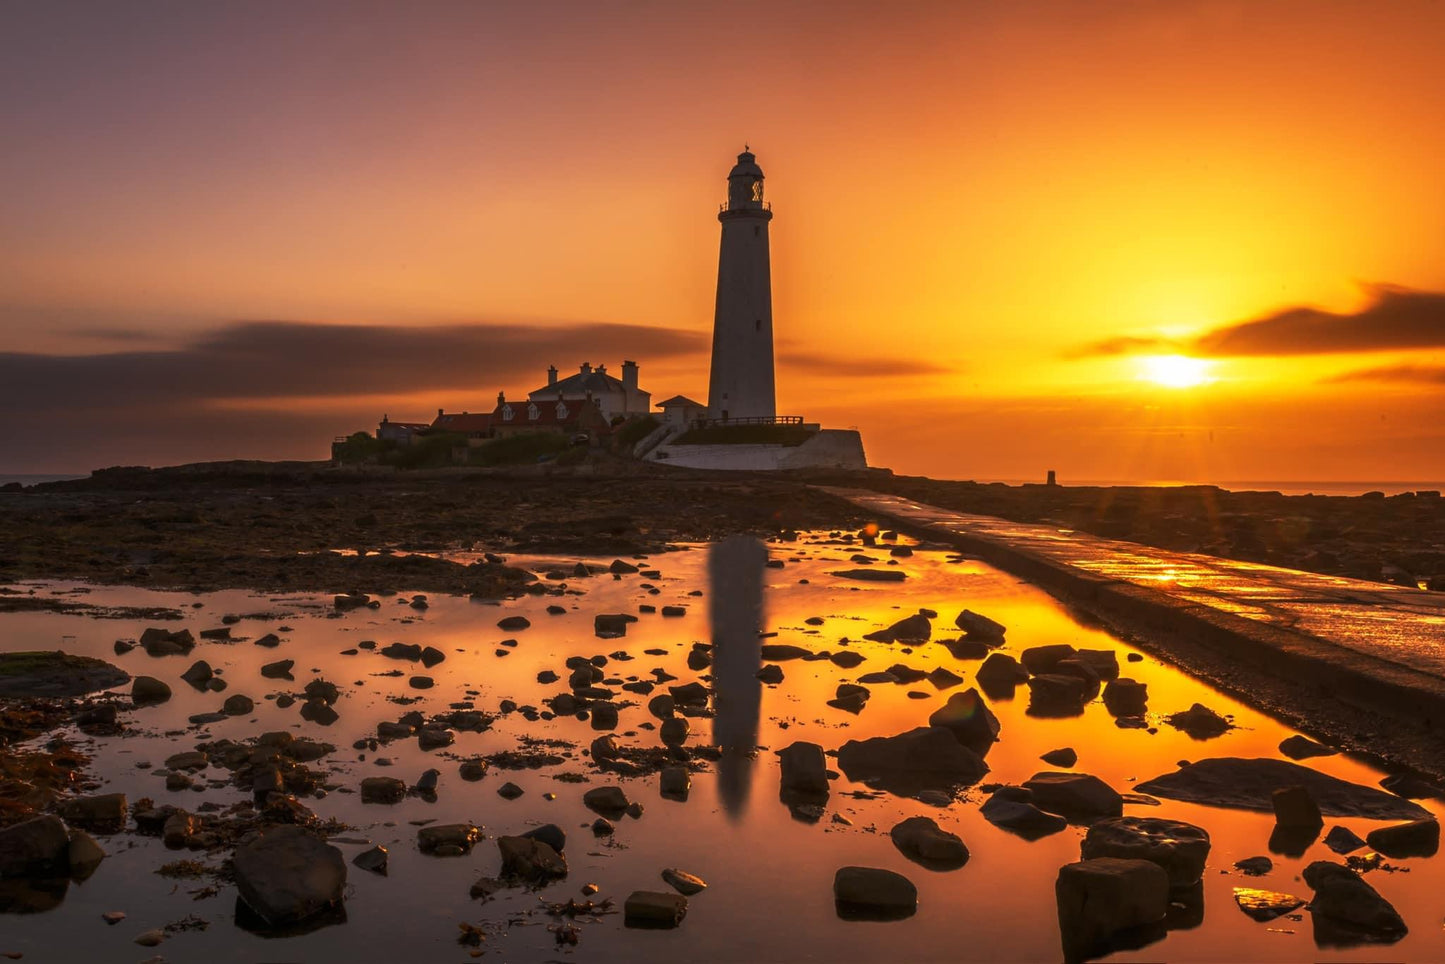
[3,1,1444,479]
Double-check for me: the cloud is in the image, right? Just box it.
[0,319,707,415]
[1071,284,1445,359]
[777,351,952,377]
[1324,363,1445,385]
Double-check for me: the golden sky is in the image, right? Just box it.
[2,1,1444,479]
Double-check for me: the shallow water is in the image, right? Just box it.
[1,533,1442,962]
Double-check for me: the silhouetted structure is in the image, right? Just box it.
[709,535,766,818]
[707,149,776,422]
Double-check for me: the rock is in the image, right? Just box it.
[1365,819,1439,858]
[583,786,630,816]
[334,592,371,610]
[759,644,811,661]
[609,559,639,574]
[260,659,294,679]
[1080,817,1211,887]
[660,716,689,747]
[381,642,421,661]
[594,614,632,638]
[497,835,567,883]
[589,701,619,730]
[497,615,530,631]
[361,777,407,804]
[232,825,346,927]
[179,660,213,688]
[927,667,964,689]
[408,675,434,690]
[1164,703,1233,739]
[162,811,197,848]
[981,787,1068,839]
[777,741,829,800]
[660,766,691,798]
[102,910,126,924]
[521,824,566,853]
[417,728,454,751]
[954,609,1005,640]
[927,688,1000,755]
[1234,856,1272,875]
[829,568,906,582]
[1271,785,1324,830]
[1134,758,1430,819]
[254,633,281,648]
[300,700,339,725]
[830,651,866,669]
[497,782,524,800]
[1233,885,1304,921]
[1026,675,1088,715]
[1041,747,1077,768]
[352,845,388,875]
[625,890,687,927]
[1324,825,1366,854]
[458,760,487,781]
[864,613,932,643]
[755,665,784,684]
[1054,659,1100,686]
[134,929,165,947]
[222,694,254,715]
[1023,772,1123,822]
[1279,735,1336,760]
[591,818,614,836]
[417,823,481,856]
[61,793,127,833]
[1379,772,1445,799]
[1303,860,1408,945]
[140,627,195,656]
[833,866,917,920]
[1074,649,1120,680]
[0,815,71,877]
[975,652,1028,691]
[889,816,968,869]
[837,726,988,793]
[131,676,172,704]
[661,868,707,895]
[1055,858,1169,961]
[1102,678,1148,716]
[304,679,339,704]
[1020,644,1076,674]
[66,829,106,878]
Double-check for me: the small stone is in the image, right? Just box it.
[353,845,388,875]
[1041,748,1077,768]
[889,816,968,869]
[833,866,917,919]
[661,868,707,895]
[134,930,165,947]
[497,782,524,800]
[625,890,687,927]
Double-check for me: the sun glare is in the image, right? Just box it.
[1139,354,1212,388]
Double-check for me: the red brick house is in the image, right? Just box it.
[490,392,610,440]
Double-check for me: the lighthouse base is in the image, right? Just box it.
[648,428,867,471]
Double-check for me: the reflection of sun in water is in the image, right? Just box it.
[1139,354,1213,388]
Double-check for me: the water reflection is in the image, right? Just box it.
[708,536,766,819]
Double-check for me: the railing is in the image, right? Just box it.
[690,415,804,429]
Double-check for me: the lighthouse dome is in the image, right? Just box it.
[729,150,764,179]
[726,148,766,210]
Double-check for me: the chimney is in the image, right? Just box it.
[437,407,444,419]
[497,391,505,405]
[547,365,557,387]
[622,360,638,392]
[580,362,592,375]
[597,363,606,374]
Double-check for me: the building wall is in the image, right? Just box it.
[707,212,776,421]
[650,429,866,471]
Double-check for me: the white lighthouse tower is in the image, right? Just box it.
[706,148,776,422]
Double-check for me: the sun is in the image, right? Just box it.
[1138,354,1213,388]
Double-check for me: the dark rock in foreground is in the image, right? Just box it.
[1023,772,1123,822]
[837,726,988,794]
[625,890,687,928]
[1365,819,1439,858]
[1080,816,1210,887]
[1056,857,1168,963]
[927,688,1000,755]
[1135,758,1429,819]
[0,815,72,877]
[980,787,1068,840]
[1303,860,1408,946]
[889,816,968,870]
[833,866,917,920]
[232,825,346,928]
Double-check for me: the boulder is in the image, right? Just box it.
[927,688,1000,755]
[497,835,567,883]
[1272,785,1323,830]
[625,890,687,927]
[954,610,1006,640]
[260,659,294,679]
[66,829,106,879]
[131,676,172,704]
[0,815,71,877]
[1102,678,1148,716]
[0,651,129,698]
[360,777,407,804]
[232,825,345,928]
[889,816,968,869]
[521,824,566,853]
[1023,772,1123,822]
[1279,735,1336,760]
[975,652,1028,693]
[419,646,446,668]
[1303,860,1408,946]
[1020,644,1076,674]
[381,642,421,661]
[61,793,127,833]
[1134,758,1430,819]
[179,660,213,688]
[583,786,630,817]
[1074,649,1120,680]
[837,726,989,793]
[778,741,829,799]
[981,787,1068,840]
[1055,858,1169,962]
[1365,819,1439,858]
[1080,817,1211,887]
[833,866,917,920]
[864,613,931,643]
[417,823,481,856]
[1164,703,1233,739]
[1026,675,1088,716]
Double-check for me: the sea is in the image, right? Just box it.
[0,473,87,487]
[975,479,1445,496]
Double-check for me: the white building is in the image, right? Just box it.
[707,149,776,422]
[526,361,650,420]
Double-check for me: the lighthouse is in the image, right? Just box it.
[706,148,776,422]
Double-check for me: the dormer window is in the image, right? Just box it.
[556,402,568,418]
[526,403,539,420]
[501,405,513,421]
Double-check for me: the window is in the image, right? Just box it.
[556,402,568,418]
[526,403,539,420]
[501,405,513,421]
[751,179,764,202]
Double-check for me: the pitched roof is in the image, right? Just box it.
[381,421,431,431]
[529,369,637,398]
[656,394,705,408]
[431,412,493,433]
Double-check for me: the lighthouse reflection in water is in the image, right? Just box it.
[709,535,765,818]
